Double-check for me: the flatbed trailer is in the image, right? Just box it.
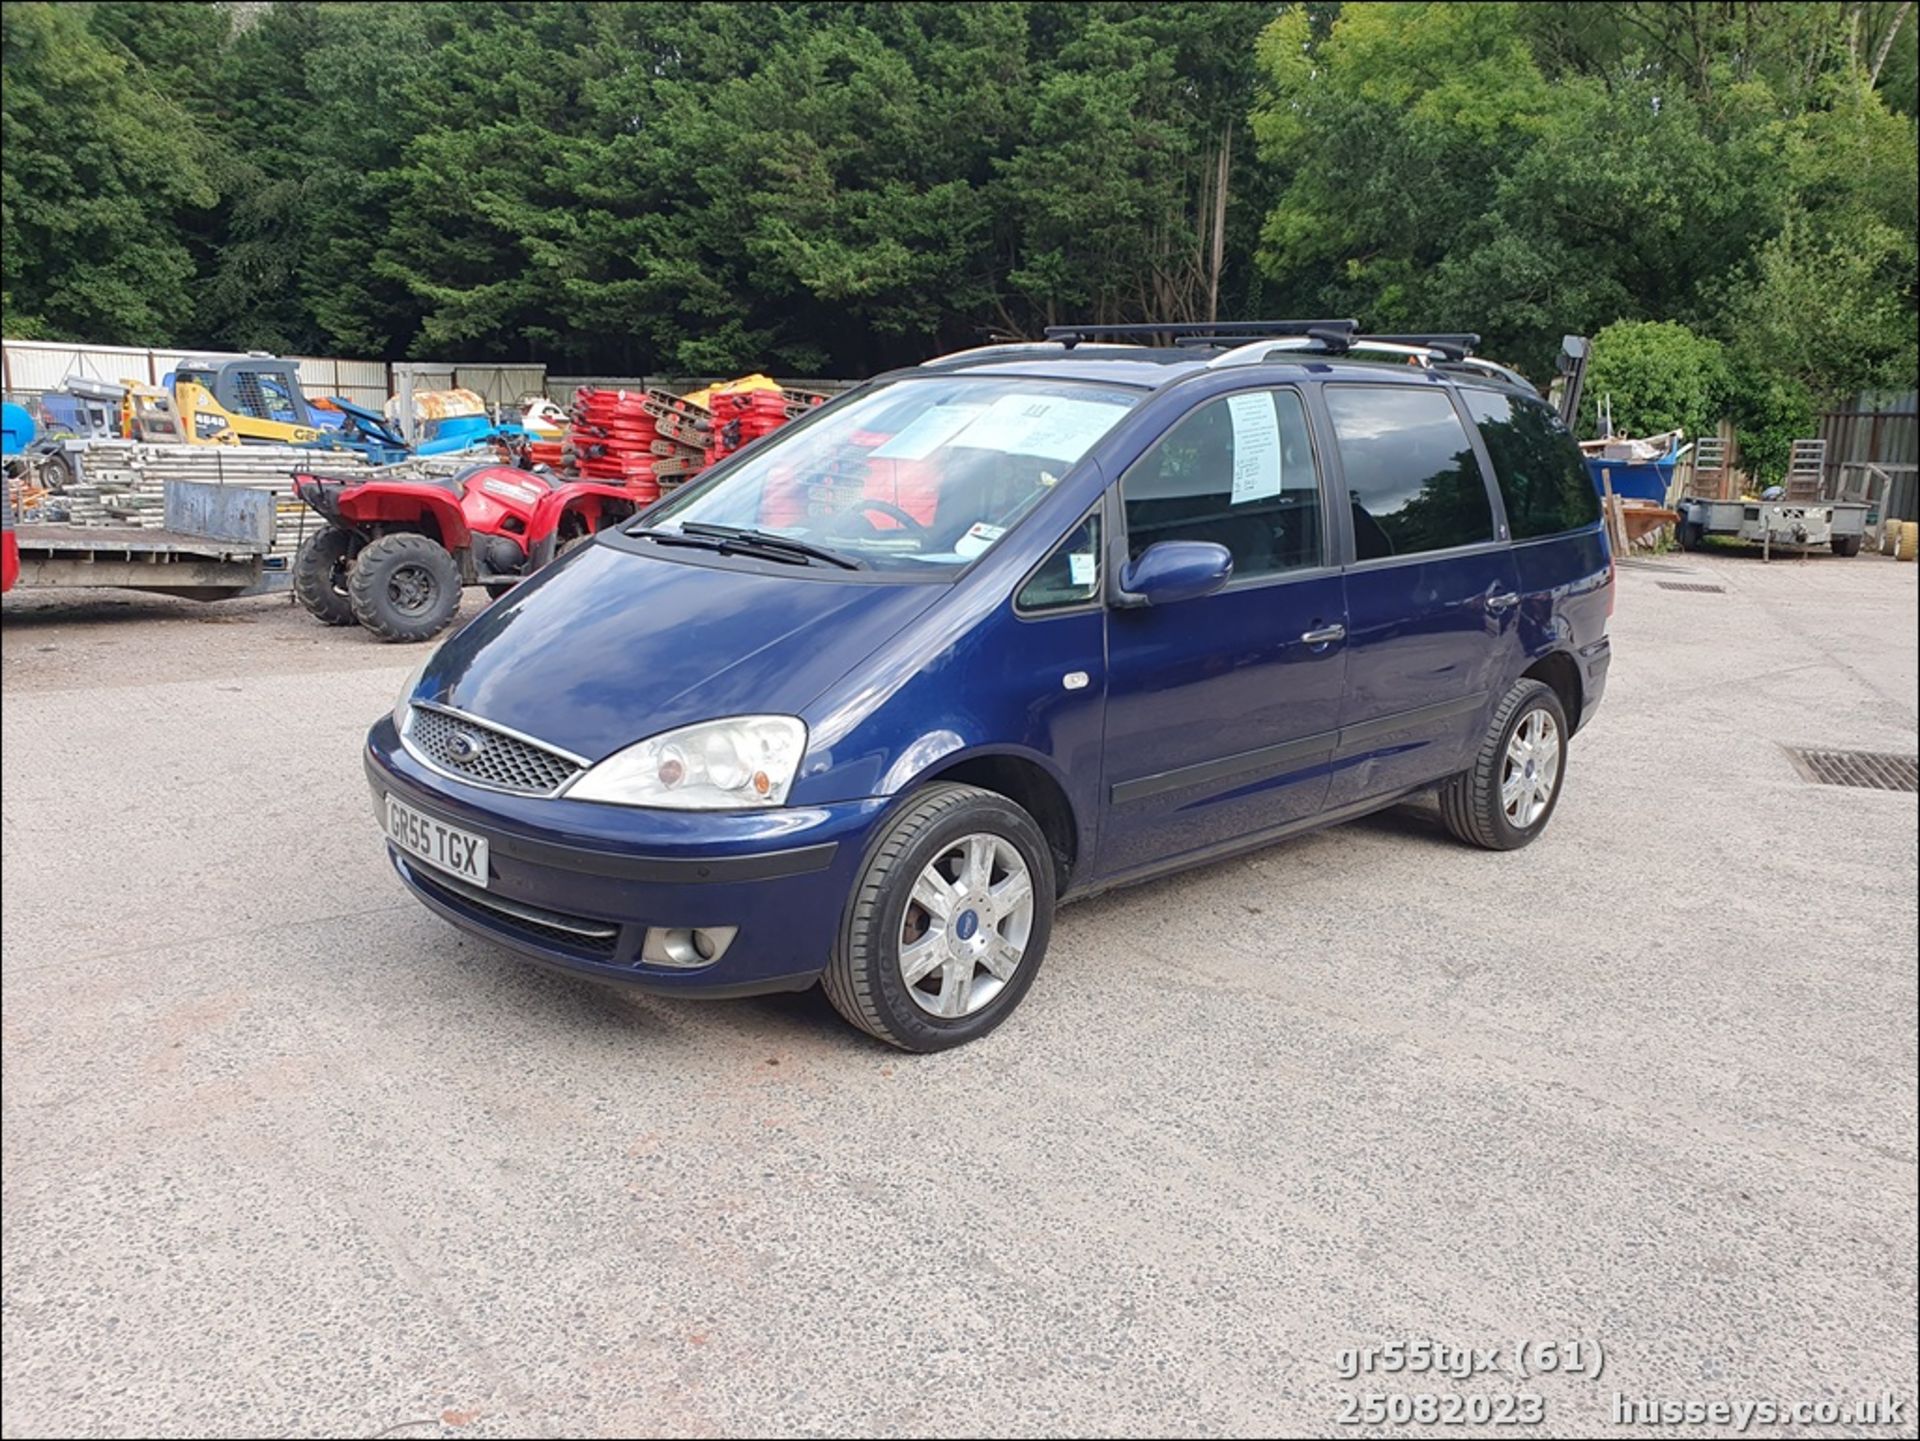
[1675,495,1870,558]
[5,481,288,601]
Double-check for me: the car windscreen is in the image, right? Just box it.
[644,377,1140,575]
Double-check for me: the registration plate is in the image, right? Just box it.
[385,794,489,888]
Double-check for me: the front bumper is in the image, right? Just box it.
[366,717,887,994]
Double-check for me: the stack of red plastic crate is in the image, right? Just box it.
[563,387,665,502]
[704,390,795,469]
[522,436,568,470]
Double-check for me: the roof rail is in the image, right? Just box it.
[1041,320,1357,350]
[1206,334,1448,370]
[1443,355,1538,393]
[919,341,1068,366]
[1365,333,1480,362]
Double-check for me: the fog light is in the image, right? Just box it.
[641,925,737,968]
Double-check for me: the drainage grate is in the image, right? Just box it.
[1657,580,1727,594]
[1784,747,1919,793]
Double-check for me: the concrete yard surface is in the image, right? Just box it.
[2,554,1916,1439]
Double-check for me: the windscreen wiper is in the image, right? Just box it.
[629,526,805,566]
[678,522,867,570]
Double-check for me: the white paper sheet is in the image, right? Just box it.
[1227,393,1283,504]
[1068,552,1096,588]
[870,403,987,460]
[951,393,1130,462]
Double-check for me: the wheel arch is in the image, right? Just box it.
[1522,650,1583,734]
[905,747,1082,896]
[333,483,471,551]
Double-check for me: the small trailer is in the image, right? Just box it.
[8,479,289,600]
[1673,495,1870,557]
[1673,438,1869,558]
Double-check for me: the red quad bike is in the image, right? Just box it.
[291,464,641,641]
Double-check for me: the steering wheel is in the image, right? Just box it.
[828,497,928,537]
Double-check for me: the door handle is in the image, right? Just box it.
[1485,591,1521,613]
[1299,623,1346,646]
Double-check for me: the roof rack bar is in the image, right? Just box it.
[1041,319,1358,350]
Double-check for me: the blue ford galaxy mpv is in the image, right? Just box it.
[367,321,1612,1051]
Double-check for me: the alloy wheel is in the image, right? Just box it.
[898,833,1035,1018]
[1502,709,1561,829]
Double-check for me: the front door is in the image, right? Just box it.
[1097,387,1348,881]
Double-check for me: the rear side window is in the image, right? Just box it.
[1121,389,1322,580]
[1461,389,1601,538]
[1324,386,1494,561]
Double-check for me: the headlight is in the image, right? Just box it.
[565,716,807,809]
[392,658,429,730]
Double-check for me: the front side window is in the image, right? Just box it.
[1017,513,1102,612]
[1460,389,1600,539]
[647,377,1138,575]
[1324,385,1494,561]
[1120,389,1323,580]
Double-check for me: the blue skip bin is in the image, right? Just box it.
[1582,432,1690,504]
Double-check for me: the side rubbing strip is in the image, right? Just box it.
[1111,731,1338,806]
[1335,691,1488,748]
[1107,691,1490,807]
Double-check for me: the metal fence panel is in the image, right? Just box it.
[1819,391,1918,520]
[454,365,547,408]
[292,356,389,410]
[3,340,154,392]
[6,341,864,421]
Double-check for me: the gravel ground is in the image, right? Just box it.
[3,552,1915,1439]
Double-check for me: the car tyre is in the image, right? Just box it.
[1438,679,1569,851]
[292,524,359,626]
[347,532,462,642]
[1830,534,1862,557]
[823,783,1055,1052]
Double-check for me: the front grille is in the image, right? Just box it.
[406,704,582,795]
[406,863,622,957]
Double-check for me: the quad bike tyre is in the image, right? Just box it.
[292,525,358,626]
[556,511,593,558]
[347,533,462,643]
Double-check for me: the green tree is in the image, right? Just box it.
[3,0,1913,395]
[1253,0,1916,416]
[1584,320,1729,440]
[1,1,219,342]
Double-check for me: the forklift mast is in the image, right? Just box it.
[1552,335,1590,431]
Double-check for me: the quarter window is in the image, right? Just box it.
[1017,513,1102,612]
[1121,389,1322,580]
[1324,386,1494,560]
[1461,389,1601,539]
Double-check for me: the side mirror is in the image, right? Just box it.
[1116,540,1233,607]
